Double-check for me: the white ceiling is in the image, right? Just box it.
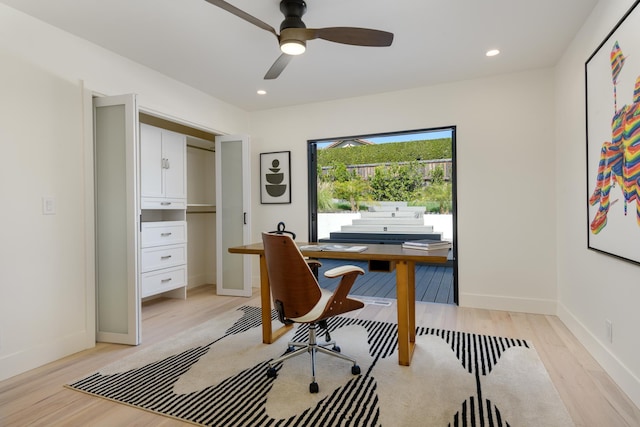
[1,0,598,112]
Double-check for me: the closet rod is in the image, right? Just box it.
[187,144,215,152]
[186,210,216,214]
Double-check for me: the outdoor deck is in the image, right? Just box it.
[317,258,455,304]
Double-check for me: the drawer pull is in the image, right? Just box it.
[161,255,172,259]
[160,202,172,206]
[160,232,172,237]
[161,278,172,283]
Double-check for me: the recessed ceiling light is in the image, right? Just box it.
[486,49,500,57]
[257,90,267,95]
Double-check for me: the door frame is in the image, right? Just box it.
[83,87,228,344]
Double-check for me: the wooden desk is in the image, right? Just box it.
[228,242,448,366]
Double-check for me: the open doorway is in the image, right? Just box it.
[307,127,457,304]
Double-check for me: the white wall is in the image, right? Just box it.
[555,0,640,408]
[248,68,558,315]
[0,46,88,382]
[0,4,248,381]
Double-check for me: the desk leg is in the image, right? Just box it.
[259,254,273,344]
[396,260,414,366]
[259,254,292,344]
[408,261,416,347]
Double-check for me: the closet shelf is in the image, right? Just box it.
[187,204,216,214]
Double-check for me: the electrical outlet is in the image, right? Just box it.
[605,319,613,343]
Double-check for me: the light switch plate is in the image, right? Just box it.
[42,196,56,215]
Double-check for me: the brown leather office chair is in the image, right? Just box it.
[261,232,365,393]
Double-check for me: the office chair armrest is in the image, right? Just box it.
[306,259,322,268]
[324,265,364,278]
[321,265,365,318]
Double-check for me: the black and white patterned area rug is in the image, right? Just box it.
[68,306,573,426]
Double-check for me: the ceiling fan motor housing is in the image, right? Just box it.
[280,0,307,31]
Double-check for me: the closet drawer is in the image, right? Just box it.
[141,266,186,298]
[140,244,186,273]
[141,198,186,210]
[141,221,186,248]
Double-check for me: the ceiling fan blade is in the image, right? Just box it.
[264,53,294,80]
[285,27,394,47]
[204,0,278,38]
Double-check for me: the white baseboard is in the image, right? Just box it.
[0,330,92,382]
[459,292,558,315]
[188,273,212,288]
[557,302,640,409]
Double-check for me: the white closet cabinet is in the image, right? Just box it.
[139,123,188,299]
[138,123,188,300]
[140,123,187,209]
[139,219,188,298]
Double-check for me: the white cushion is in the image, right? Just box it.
[324,265,365,278]
[290,288,333,323]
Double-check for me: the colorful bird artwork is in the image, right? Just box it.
[589,41,640,234]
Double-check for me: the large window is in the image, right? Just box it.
[307,127,458,304]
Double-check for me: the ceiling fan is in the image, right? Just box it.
[205,0,394,79]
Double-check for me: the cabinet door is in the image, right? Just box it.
[140,123,164,199]
[162,129,186,199]
[94,94,141,345]
[215,134,251,296]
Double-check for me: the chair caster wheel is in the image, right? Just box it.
[267,367,277,378]
[352,365,361,375]
[332,346,341,353]
[309,382,319,393]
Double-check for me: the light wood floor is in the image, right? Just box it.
[1,285,638,426]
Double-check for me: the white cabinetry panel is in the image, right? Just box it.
[140,244,187,273]
[140,266,187,298]
[140,124,164,198]
[141,221,187,248]
[140,123,186,208]
[163,130,186,199]
[140,220,187,298]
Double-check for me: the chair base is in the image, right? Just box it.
[266,322,361,393]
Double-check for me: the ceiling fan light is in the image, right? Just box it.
[280,39,306,55]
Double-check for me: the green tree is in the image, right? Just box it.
[415,181,452,213]
[333,176,369,212]
[430,165,445,185]
[327,162,352,182]
[369,162,423,201]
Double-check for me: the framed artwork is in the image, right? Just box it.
[260,151,291,204]
[586,0,640,264]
